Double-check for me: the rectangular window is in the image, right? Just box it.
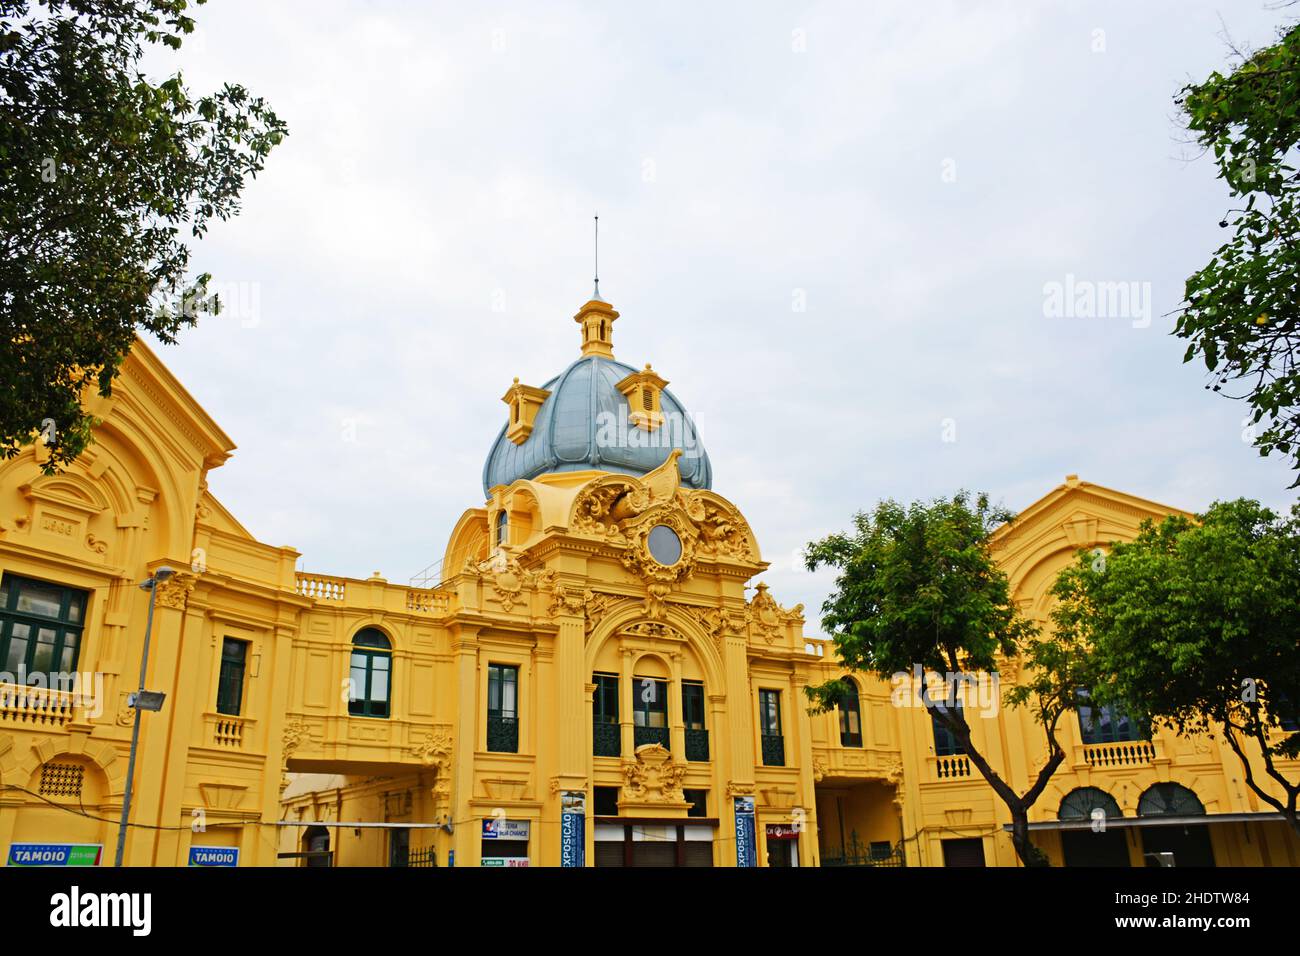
[593,672,620,757]
[683,788,708,818]
[487,664,519,753]
[593,673,619,723]
[1076,688,1146,744]
[633,678,668,728]
[930,701,965,756]
[681,681,705,730]
[759,689,781,736]
[593,786,620,817]
[683,680,709,761]
[215,638,248,716]
[0,574,88,680]
[633,676,670,750]
[759,689,784,767]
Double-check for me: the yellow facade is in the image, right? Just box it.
[0,298,1296,867]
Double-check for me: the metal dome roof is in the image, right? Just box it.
[482,354,712,496]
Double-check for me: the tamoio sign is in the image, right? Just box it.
[7,843,102,866]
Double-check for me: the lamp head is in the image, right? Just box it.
[140,565,178,590]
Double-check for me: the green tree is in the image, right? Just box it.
[0,0,286,471]
[805,492,1088,867]
[1051,499,1300,836]
[1176,21,1300,485]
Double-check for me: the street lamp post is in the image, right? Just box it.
[114,565,175,868]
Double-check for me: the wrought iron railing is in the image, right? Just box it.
[822,833,905,868]
[685,728,710,762]
[392,846,437,867]
[634,725,670,750]
[593,720,621,757]
[487,715,518,753]
[761,733,785,767]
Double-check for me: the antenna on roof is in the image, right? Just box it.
[592,214,602,301]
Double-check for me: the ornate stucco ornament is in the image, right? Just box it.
[620,743,688,808]
[569,454,762,633]
[154,572,197,610]
[410,730,452,769]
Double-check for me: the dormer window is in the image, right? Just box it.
[501,378,551,445]
[616,364,669,431]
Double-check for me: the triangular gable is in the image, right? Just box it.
[991,475,1194,610]
[112,337,237,472]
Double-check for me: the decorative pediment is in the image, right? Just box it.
[20,476,109,517]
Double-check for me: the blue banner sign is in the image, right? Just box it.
[733,796,757,867]
[188,845,239,867]
[560,791,586,868]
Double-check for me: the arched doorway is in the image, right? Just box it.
[1058,787,1129,866]
[1137,783,1215,867]
[302,825,332,867]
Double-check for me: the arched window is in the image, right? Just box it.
[1137,783,1205,817]
[496,511,508,546]
[838,677,862,747]
[349,628,391,718]
[1058,787,1122,822]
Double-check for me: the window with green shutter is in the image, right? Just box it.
[348,628,392,718]
[0,574,88,680]
[215,638,248,716]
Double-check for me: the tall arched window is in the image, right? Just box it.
[496,511,508,546]
[349,628,392,718]
[838,676,863,747]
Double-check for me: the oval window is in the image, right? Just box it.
[647,525,682,566]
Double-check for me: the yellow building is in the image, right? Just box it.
[0,293,1296,867]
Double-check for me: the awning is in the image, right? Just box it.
[1004,811,1286,833]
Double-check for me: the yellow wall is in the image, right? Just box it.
[1,338,1296,868]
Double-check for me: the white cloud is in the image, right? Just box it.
[139,1,1296,634]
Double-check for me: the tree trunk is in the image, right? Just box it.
[1008,804,1049,867]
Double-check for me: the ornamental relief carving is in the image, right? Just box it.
[540,574,626,634]
[619,505,699,585]
[619,620,685,642]
[409,729,452,769]
[620,743,688,806]
[568,454,761,589]
[154,572,196,610]
[681,585,804,649]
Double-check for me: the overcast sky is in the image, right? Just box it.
[142,1,1297,633]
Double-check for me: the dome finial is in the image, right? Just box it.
[592,213,603,302]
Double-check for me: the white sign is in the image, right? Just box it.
[482,818,530,840]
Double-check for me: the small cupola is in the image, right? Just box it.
[501,377,551,445]
[574,298,620,358]
[616,363,669,431]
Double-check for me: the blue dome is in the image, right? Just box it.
[483,355,712,496]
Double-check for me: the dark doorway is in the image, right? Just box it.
[766,838,796,867]
[1062,829,1131,866]
[303,825,332,867]
[388,827,411,867]
[1140,825,1216,867]
[941,837,985,867]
